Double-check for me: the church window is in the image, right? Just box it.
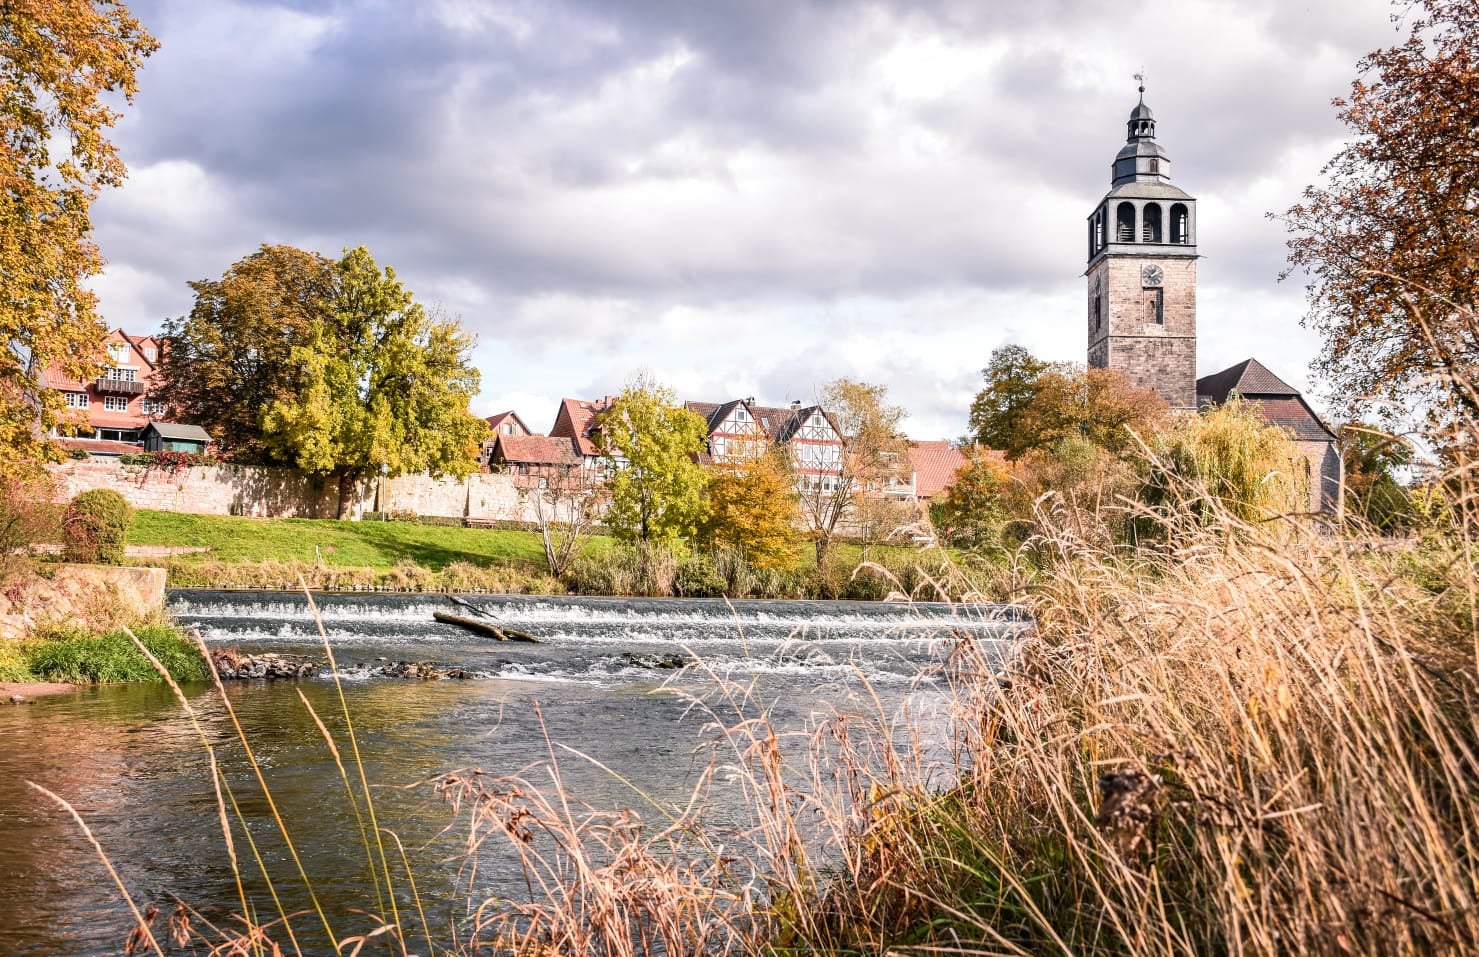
[1142,203,1163,243]
[1145,288,1164,325]
[1171,203,1189,244]
[1116,202,1135,242]
[1094,296,1102,331]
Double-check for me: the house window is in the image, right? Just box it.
[64,392,89,409]
[142,399,164,416]
[144,346,156,362]
[502,423,515,434]
[103,396,129,412]
[108,343,128,363]
[735,408,749,422]
[107,367,137,382]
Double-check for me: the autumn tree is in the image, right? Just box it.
[966,345,1058,451]
[154,245,337,461]
[967,348,1164,460]
[261,247,488,517]
[1,1,157,466]
[930,448,1010,551]
[1011,366,1167,458]
[1283,0,1479,427]
[596,377,710,547]
[1339,422,1412,530]
[702,449,803,570]
[796,378,909,576]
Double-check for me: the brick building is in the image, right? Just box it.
[1087,86,1340,512]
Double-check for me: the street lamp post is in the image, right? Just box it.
[379,463,390,520]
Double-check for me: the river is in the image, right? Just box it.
[0,591,1024,955]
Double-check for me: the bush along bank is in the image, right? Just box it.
[3,622,207,685]
[149,542,999,601]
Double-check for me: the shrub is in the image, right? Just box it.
[0,472,63,576]
[675,552,726,597]
[62,488,133,564]
[0,642,34,682]
[25,623,206,684]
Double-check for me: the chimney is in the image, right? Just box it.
[790,400,802,410]
[744,396,755,405]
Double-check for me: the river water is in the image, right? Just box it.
[0,591,1023,955]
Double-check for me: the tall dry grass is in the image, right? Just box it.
[32,461,1479,956]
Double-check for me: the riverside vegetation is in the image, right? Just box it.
[56,432,1479,956]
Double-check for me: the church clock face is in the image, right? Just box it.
[1141,264,1164,287]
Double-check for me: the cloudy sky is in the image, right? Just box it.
[91,0,1403,439]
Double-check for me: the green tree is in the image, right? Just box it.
[966,345,1055,450]
[1282,0,1479,428]
[596,377,710,547]
[930,448,1009,550]
[702,450,803,570]
[1141,400,1306,528]
[261,247,488,517]
[1339,423,1412,530]
[1,1,157,466]
[154,245,337,461]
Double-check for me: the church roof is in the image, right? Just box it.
[1196,358,1298,401]
[1103,180,1193,201]
[1196,359,1336,443]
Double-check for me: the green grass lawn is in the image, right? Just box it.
[129,510,554,571]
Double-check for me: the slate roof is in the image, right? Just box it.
[143,422,213,442]
[492,434,582,466]
[1196,358,1337,444]
[907,441,969,499]
[1196,358,1298,402]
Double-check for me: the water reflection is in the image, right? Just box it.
[0,593,1018,955]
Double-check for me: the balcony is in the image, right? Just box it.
[95,377,146,395]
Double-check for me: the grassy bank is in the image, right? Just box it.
[129,510,556,571]
[0,622,206,685]
[129,509,975,599]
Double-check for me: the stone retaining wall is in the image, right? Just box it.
[47,459,541,523]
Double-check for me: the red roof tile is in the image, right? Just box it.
[493,434,583,467]
[549,397,613,457]
[908,441,970,499]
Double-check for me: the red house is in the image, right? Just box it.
[43,328,166,443]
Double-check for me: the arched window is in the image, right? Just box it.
[1170,203,1189,244]
[1142,203,1163,243]
[1116,202,1136,243]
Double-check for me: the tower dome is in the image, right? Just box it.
[1112,87,1171,186]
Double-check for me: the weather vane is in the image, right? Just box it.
[1134,69,1146,95]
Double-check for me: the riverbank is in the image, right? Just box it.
[1,681,76,702]
[128,509,981,600]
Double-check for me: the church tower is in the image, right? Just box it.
[1085,85,1198,409]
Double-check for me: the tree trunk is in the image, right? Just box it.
[336,471,356,520]
[814,534,832,598]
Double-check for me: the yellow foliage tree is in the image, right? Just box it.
[0,1,157,466]
[702,450,803,570]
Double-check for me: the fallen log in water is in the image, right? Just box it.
[432,611,539,642]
